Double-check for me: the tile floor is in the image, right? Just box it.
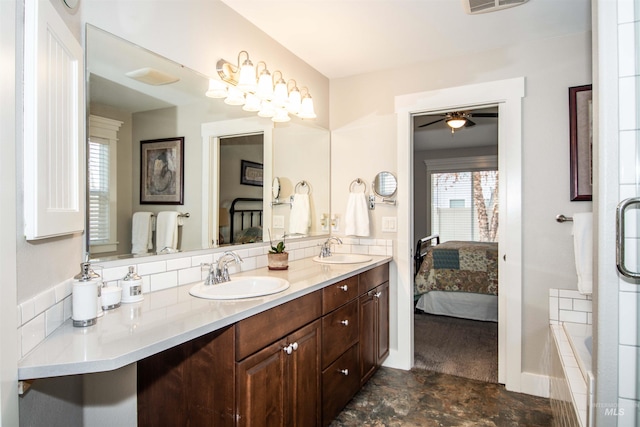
[331,367,553,427]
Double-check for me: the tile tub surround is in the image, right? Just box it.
[549,288,592,326]
[549,288,593,427]
[17,252,391,380]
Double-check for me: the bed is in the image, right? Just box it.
[414,234,498,322]
[229,197,263,244]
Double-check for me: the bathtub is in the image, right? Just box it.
[550,323,594,427]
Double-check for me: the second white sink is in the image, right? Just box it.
[312,254,372,264]
[189,276,290,300]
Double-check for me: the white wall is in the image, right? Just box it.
[330,31,593,376]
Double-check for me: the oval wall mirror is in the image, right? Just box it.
[272,177,281,199]
[373,171,397,198]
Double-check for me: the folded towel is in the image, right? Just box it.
[572,212,593,295]
[289,194,311,235]
[131,212,154,255]
[345,192,370,237]
[156,211,179,253]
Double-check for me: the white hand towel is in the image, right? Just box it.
[156,211,179,253]
[289,194,311,235]
[345,192,370,237]
[132,212,154,254]
[572,212,593,295]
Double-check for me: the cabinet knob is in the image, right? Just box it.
[374,292,382,299]
[340,319,349,326]
[291,342,298,351]
[283,344,293,355]
[339,369,349,376]
[338,285,348,291]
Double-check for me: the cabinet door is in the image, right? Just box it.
[236,338,288,427]
[138,326,235,427]
[286,320,321,427]
[376,281,390,364]
[359,282,390,385]
[237,320,321,427]
[359,291,377,384]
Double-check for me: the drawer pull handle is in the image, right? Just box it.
[338,285,348,291]
[283,342,299,355]
[339,369,349,376]
[340,319,349,326]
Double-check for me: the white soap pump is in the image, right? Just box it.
[72,262,101,327]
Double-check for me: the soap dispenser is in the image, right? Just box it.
[120,266,144,303]
[72,262,100,327]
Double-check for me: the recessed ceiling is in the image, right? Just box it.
[220,0,591,79]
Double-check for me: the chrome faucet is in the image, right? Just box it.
[201,251,243,285]
[319,237,343,258]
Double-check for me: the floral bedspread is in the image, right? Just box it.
[414,241,498,296]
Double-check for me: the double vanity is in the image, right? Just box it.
[19,254,390,426]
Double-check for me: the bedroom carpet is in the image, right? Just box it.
[414,312,498,383]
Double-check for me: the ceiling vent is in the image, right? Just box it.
[462,0,528,15]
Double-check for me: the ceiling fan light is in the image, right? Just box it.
[446,118,467,129]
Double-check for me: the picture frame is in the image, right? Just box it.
[240,160,263,187]
[140,137,184,204]
[569,84,593,201]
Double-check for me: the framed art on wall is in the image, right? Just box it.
[569,84,593,201]
[140,137,184,204]
[240,160,263,187]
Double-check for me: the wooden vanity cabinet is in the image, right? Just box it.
[137,326,236,426]
[358,263,390,385]
[137,263,389,427]
[235,290,322,427]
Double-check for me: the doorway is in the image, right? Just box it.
[393,77,525,392]
[412,107,499,383]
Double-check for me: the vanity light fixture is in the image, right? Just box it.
[211,50,317,122]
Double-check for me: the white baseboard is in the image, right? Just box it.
[520,372,550,398]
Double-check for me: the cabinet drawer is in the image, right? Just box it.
[236,290,322,361]
[322,299,358,368]
[322,276,359,314]
[358,263,389,295]
[322,344,360,427]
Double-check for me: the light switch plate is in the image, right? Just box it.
[382,216,397,232]
[273,215,285,229]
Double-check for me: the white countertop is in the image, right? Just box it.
[18,256,391,380]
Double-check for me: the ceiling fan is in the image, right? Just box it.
[418,111,498,133]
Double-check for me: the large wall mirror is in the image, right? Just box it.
[86,25,330,261]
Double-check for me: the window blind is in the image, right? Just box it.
[88,137,110,244]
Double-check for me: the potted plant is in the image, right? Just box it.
[268,231,288,270]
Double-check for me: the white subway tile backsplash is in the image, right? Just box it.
[17,239,393,360]
[166,257,191,271]
[559,298,573,310]
[573,299,592,313]
[619,76,638,131]
[618,22,638,77]
[617,398,639,427]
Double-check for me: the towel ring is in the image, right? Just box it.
[349,178,367,193]
[295,180,310,194]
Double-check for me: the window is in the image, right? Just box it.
[88,115,122,253]
[431,170,498,242]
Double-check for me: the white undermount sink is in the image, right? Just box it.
[312,254,372,264]
[189,276,290,300]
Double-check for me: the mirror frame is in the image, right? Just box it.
[372,171,397,198]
